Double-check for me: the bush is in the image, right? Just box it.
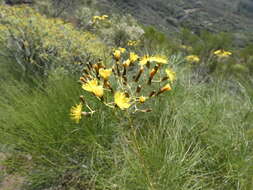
[142,26,178,53]
[76,7,145,47]
[0,5,107,79]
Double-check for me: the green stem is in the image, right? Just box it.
[126,113,155,190]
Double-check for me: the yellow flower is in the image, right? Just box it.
[92,16,100,23]
[119,47,126,53]
[150,56,168,64]
[113,50,121,61]
[123,59,131,67]
[70,103,82,123]
[165,68,176,82]
[180,45,193,51]
[214,50,232,58]
[92,15,108,23]
[186,55,200,63]
[101,15,109,20]
[129,52,139,63]
[139,96,147,103]
[160,84,172,93]
[128,40,139,46]
[114,91,131,110]
[99,68,112,80]
[82,79,104,97]
[139,55,150,66]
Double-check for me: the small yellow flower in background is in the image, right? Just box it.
[186,55,200,63]
[92,16,100,23]
[139,96,147,103]
[150,56,168,64]
[129,52,139,63]
[92,15,109,23]
[166,68,176,82]
[113,50,121,61]
[127,40,139,46]
[180,45,193,52]
[82,79,104,97]
[101,15,109,20]
[214,50,232,58]
[99,68,112,80]
[70,103,82,123]
[114,91,131,110]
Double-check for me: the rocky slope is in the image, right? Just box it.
[100,0,253,44]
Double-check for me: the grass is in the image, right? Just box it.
[0,60,252,189]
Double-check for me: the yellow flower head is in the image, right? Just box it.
[92,15,108,23]
[101,15,109,20]
[70,103,82,123]
[119,47,126,53]
[180,45,193,51]
[129,52,139,63]
[165,68,176,82]
[82,79,104,97]
[214,50,232,58]
[113,50,121,61]
[114,91,131,110]
[139,55,150,66]
[127,40,139,46]
[99,68,112,80]
[123,59,131,67]
[186,55,200,63]
[160,83,172,92]
[92,16,100,23]
[139,96,147,103]
[150,56,168,64]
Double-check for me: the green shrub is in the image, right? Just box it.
[0,5,107,79]
[142,26,178,53]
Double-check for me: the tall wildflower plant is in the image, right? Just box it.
[69,48,177,190]
[70,48,176,123]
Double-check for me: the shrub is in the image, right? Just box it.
[76,8,145,47]
[0,5,107,79]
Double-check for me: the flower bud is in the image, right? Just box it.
[135,66,144,82]
[149,90,156,97]
[157,84,172,96]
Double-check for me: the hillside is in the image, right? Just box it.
[100,0,253,44]
[0,1,253,189]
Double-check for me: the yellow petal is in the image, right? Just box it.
[99,68,112,80]
[114,91,131,110]
[165,68,176,82]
